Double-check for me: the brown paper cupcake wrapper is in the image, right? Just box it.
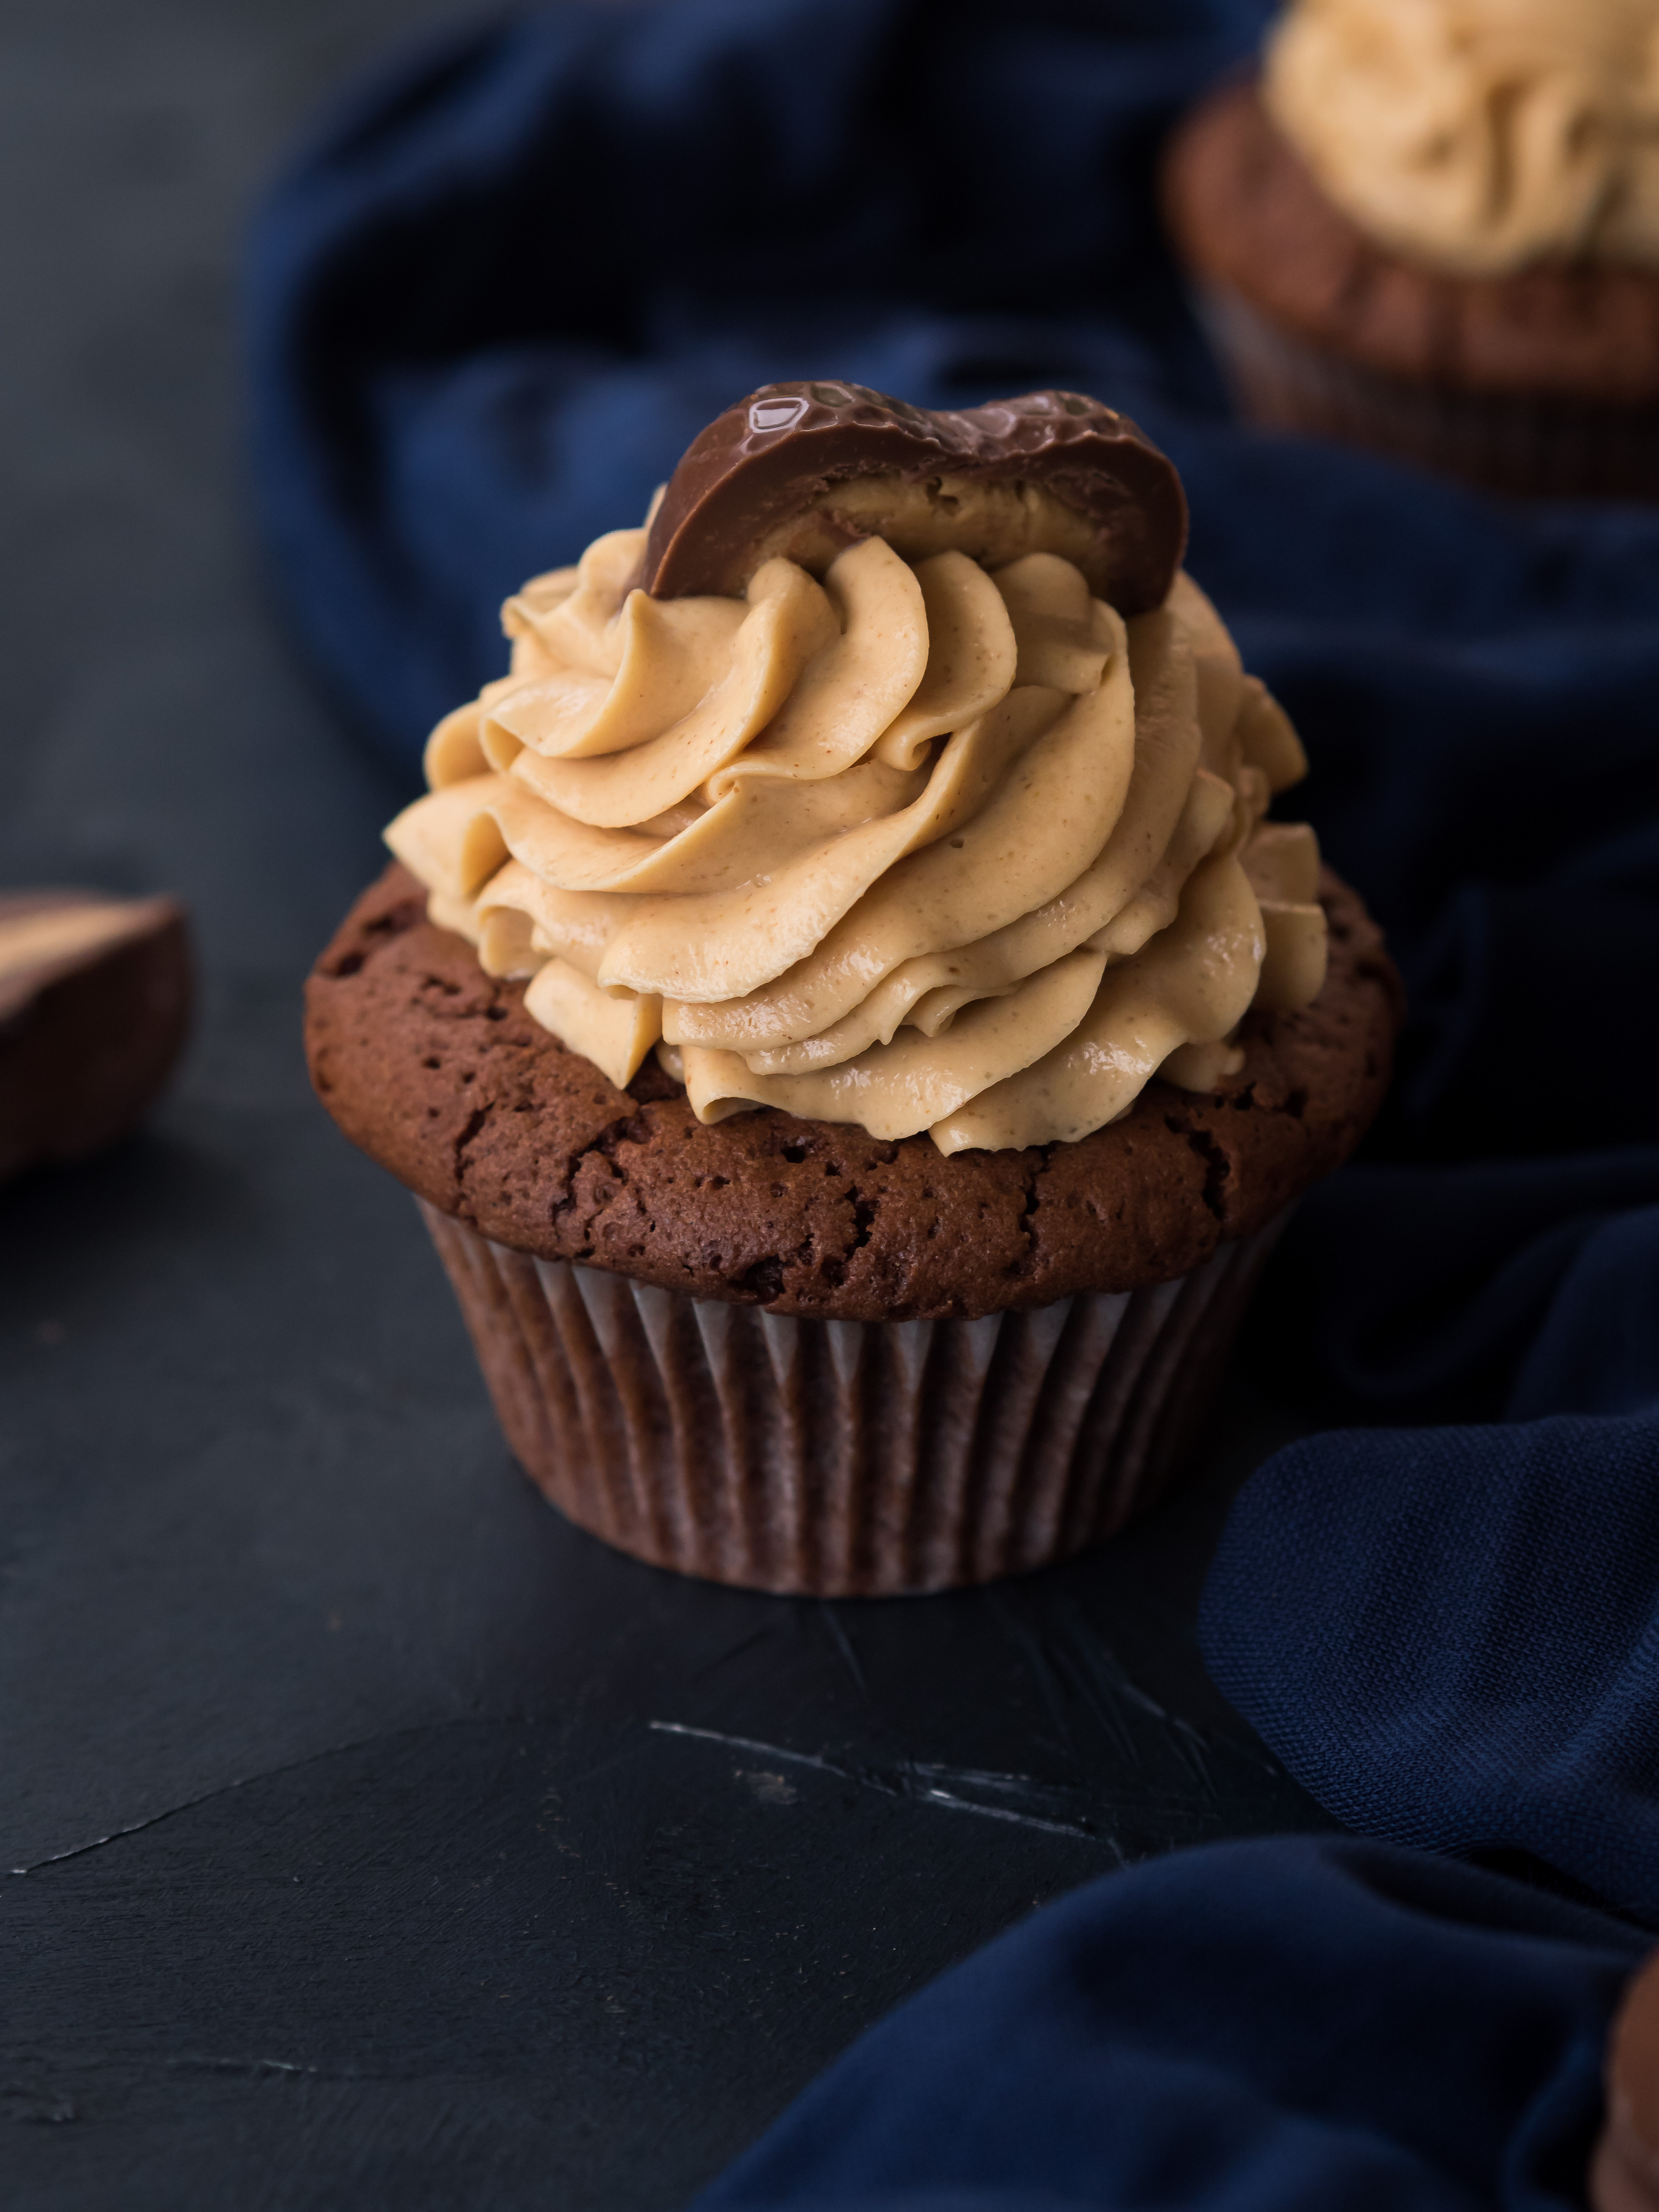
[419,1199,1289,1597]
[1199,282,1659,501]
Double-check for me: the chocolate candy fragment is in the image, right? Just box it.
[639,382,1189,613]
[0,890,192,1184]
[1593,1949,1659,2212]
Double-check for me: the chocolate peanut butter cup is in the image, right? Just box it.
[637,382,1188,609]
[0,890,192,1184]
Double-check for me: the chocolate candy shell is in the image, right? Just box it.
[639,381,1188,611]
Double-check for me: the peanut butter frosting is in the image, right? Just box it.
[385,520,1327,1154]
[1265,0,1659,277]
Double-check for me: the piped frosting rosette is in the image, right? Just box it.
[1266,0,1659,277]
[387,524,1328,1155]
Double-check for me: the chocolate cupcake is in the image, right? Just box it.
[306,382,1402,1595]
[1163,1,1659,497]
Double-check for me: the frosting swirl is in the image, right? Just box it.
[1265,0,1659,276]
[386,520,1326,1154]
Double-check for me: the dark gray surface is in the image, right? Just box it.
[0,4,1328,2206]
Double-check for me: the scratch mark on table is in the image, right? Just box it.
[647,1720,1116,1847]
[686,1624,773,1683]
[817,1603,868,1695]
[7,1719,484,1875]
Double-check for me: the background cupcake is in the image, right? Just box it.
[1163,0,1659,497]
[306,383,1402,1596]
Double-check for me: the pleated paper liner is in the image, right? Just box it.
[420,1197,1288,1597]
[1199,282,1659,501]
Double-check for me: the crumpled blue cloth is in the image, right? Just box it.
[692,1837,1646,2212]
[1201,1172,1659,1920]
[1203,1412,1659,1926]
[250,0,1659,1933]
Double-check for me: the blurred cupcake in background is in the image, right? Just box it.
[1162,0,1659,496]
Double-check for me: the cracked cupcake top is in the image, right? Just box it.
[305,857,1400,1318]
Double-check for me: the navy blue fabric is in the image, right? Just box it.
[250,0,1659,2050]
[246,0,1275,770]
[690,1837,1647,2212]
[1204,1415,1659,1924]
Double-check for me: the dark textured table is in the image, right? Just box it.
[0,4,1328,2204]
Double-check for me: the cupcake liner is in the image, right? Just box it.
[419,1197,1289,1597]
[1198,282,1659,501]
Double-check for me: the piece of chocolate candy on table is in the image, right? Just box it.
[0,890,192,1184]
[1594,1950,1659,2212]
[637,381,1189,611]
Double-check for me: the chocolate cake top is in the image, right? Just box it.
[636,382,1189,611]
[306,862,1402,1322]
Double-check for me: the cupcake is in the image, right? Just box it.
[305,383,1401,1596]
[1162,0,1659,497]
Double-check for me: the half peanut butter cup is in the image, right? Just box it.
[637,381,1189,611]
[0,890,192,1183]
